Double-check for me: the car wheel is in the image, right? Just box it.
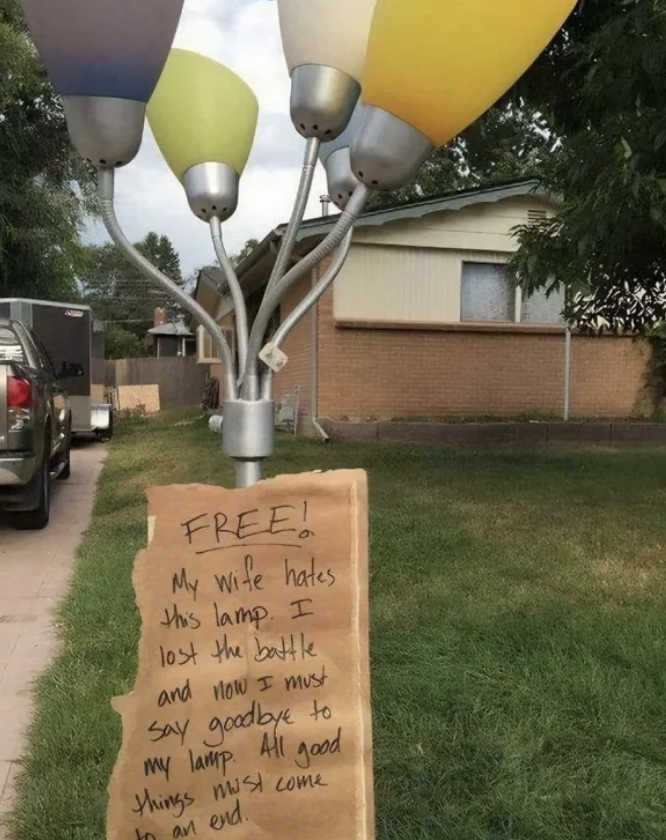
[12,458,51,531]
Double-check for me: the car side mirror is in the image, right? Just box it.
[59,360,84,379]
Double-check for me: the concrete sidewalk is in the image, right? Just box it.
[0,444,105,836]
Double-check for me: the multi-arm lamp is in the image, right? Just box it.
[18,0,578,488]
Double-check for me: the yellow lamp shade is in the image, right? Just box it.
[146,49,258,181]
[362,0,577,146]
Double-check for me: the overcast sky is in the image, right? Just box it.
[85,0,328,277]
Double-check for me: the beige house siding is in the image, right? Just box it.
[198,190,656,424]
[334,196,555,324]
[334,245,509,323]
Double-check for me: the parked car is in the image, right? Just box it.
[0,299,113,440]
[0,319,82,530]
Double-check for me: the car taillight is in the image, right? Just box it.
[8,376,32,408]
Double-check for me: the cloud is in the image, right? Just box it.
[86,0,328,276]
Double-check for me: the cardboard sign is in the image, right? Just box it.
[107,470,373,840]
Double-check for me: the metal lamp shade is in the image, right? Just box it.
[19,0,184,101]
[350,0,576,191]
[362,0,577,147]
[146,49,258,222]
[277,0,376,140]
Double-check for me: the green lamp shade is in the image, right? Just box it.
[146,49,259,181]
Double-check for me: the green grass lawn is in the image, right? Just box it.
[7,411,666,840]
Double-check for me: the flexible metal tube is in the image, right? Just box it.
[243,183,371,399]
[263,137,320,297]
[210,216,249,379]
[97,167,237,401]
[260,228,353,400]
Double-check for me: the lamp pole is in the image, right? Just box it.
[17,0,578,490]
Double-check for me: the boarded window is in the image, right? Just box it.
[461,262,514,322]
[521,287,565,324]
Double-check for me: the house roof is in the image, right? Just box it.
[191,178,556,321]
[147,320,194,337]
[189,267,226,329]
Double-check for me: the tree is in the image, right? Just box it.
[0,0,94,300]
[508,0,666,332]
[79,232,185,357]
[104,326,147,361]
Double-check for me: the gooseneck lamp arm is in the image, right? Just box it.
[96,167,238,402]
[270,228,353,352]
[209,216,249,379]
[259,227,353,401]
[242,182,371,400]
[263,137,320,297]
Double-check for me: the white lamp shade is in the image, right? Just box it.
[320,102,364,165]
[19,0,184,101]
[278,0,377,83]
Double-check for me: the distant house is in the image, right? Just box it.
[147,307,196,358]
[192,180,654,429]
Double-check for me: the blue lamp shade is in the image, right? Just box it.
[19,0,185,101]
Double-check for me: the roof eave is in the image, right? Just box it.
[296,179,555,241]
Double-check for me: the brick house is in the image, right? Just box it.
[193,180,654,431]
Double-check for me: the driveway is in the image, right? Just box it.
[0,443,105,835]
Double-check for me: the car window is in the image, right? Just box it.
[0,326,25,363]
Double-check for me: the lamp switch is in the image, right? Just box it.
[259,343,288,373]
